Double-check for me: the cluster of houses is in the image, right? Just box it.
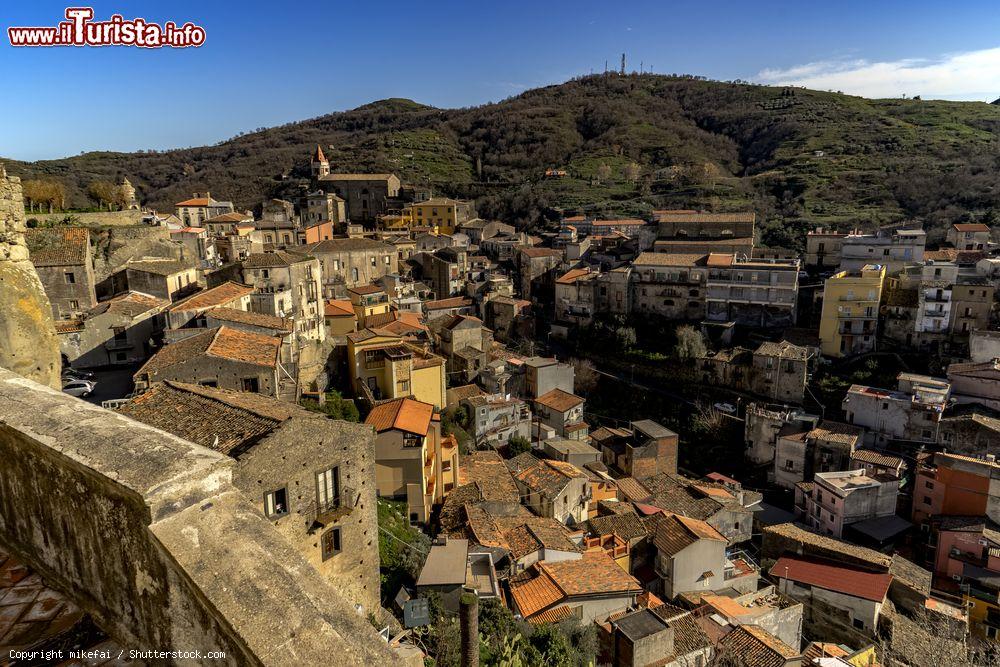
[25,146,1000,665]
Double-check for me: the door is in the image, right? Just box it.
[316,467,339,510]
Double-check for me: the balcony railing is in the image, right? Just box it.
[310,486,356,527]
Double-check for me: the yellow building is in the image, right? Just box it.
[966,586,1000,640]
[346,329,447,408]
[819,264,886,358]
[323,299,358,337]
[379,210,413,230]
[347,284,391,329]
[365,397,459,523]
[408,197,472,236]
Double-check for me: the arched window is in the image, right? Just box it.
[352,267,359,282]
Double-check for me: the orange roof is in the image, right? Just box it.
[313,144,327,163]
[527,605,574,625]
[706,252,735,267]
[953,223,989,232]
[675,514,726,541]
[555,268,592,285]
[534,388,584,412]
[169,282,253,313]
[510,571,563,617]
[365,397,434,436]
[324,299,355,317]
[176,197,211,207]
[702,594,758,618]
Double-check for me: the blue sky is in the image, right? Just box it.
[2,0,1000,160]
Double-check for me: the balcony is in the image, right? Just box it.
[310,486,356,528]
[104,339,134,351]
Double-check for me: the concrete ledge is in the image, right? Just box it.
[0,368,399,665]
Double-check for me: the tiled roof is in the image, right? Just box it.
[424,296,473,310]
[718,625,799,667]
[207,307,292,332]
[508,454,586,496]
[539,549,642,597]
[348,284,385,295]
[591,219,645,227]
[852,448,904,469]
[518,247,563,259]
[448,384,484,403]
[653,211,755,223]
[365,397,434,436]
[243,251,312,268]
[802,642,849,662]
[204,211,250,223]
[25,227,89,266]
[534,388,584,412]
[588,511,646,542]
[136,326,279,378]
[754,340,809,361]
[527,605,574,625]
[633,252,707,267]
[706,252,736,267]
[616,477,651,503]
[54,319,85,333]
[762,522,892,569]
[947,359,1000,378]
[509,570,564,617]
[808,421,864,445]
[301,238,389,253]
[770,555,892,602]
[653,513,725,557]
[555,268,593,284]
[459,451,520,502]
[126,258,194,276]
[169,281,253,312]
[118,381,305,454]
[176,197,212,206]
[952,223,990,232]
[88,291,167,318]
[324,173,397,181]
[324,299,355,317]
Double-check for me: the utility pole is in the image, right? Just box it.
[620,53,626,75]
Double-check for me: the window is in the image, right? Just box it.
[352,268,359,282]
[113,327,127,343]
[399,380,410,393]
[923,496,932,506]
[264,488,288,518]
[241,377,260,392]
[115,352,127,362]
[69,299,79,310]
[925,480,934,489]
[316,466,340,511]
[852,618,864,629]
[262,269,270,279]
[321,527,341,561]
[64,272,76,284]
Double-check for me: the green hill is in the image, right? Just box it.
[6,74,1000,249]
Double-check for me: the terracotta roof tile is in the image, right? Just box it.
[633,252,707,267]
[365,397,434,436]
[527,605,574,625]
[324,299,356,317]
[534,388,584,412]
[424,296,473,310]
[539,549,642,597]
[653,211,755,224]
[510,570,564,618]
[653,513,725,557]
[207,307,292,332]
[718,625,799,667]
[25,228,89,266]
[770,555,891,602]
[88,291,167,318]
[555,268,593,284]
[168,281,253,312]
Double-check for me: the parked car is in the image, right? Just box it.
[713,402,737,415]
[62,379,96,397]
[62,367,95,381]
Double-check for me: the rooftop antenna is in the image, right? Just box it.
[620,53,626,75]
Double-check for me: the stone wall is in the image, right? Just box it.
[0,367,401,665]
[0,165,60,388]
[26,209,145,228]
[91,225,184,282]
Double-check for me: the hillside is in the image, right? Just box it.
[6,74,1000,249]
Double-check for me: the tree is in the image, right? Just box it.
[87,180,117,210]
[507,435,531,457]
[302,390,360,422]
[21,179,45,213]
[624,161,641,185]
[596,163,612,184]
[673,325,707,360]
[570,357,599,396]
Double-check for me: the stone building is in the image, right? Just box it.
[298,238,397,297]
[704,254,800,327]
[506,453,590,525]
[410,247,467,298]
[554,267,599,327]
[533,388,587,439]
[0,368,401,666]
[133,325,290,399]
[842,373,950,446]
[25,227,98,320]
[60,291,167,368]
[774,421,863,490]
[839,227,926,275]
[462,393,532,448]
[946,222,991,251]
[175,192,235,226]
[302,190,347,228]
[805,228,847,269]
[652,211,755,256]
[310,146,401,221]
[630,252,707,320]
[123,258,200,303]
[166,280,255,333]
[516,247,563,301]
[595,420,679,479]
[749,341,811,405]
[117,381,381,613]
[796,469,899,538]
[241,251,325,343]
[429,313,493,383]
